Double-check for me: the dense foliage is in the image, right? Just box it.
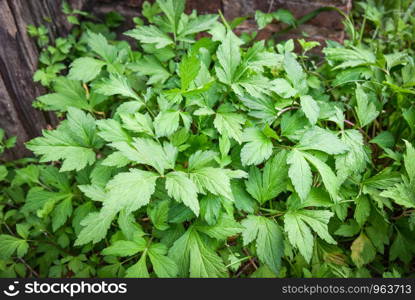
[1,0,415,278]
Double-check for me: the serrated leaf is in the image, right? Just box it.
[26,107,99,172]
[165,171,200,216]
[51,198,73,231]
[240,127,273,166]
[189,167,233,201]
[0,235,29,259]
[110,138,175,174]
[75,211,114,245]
[96,119,131,142]
[102,239,146,257]
[284,209,335,262]
[179,14,218,37]
[95,74,142,102]
[179,54,201,90]
[336,129,368,183]
[68,57,105,82]
[105,169,159,215]
[271,78,296,98]
[300,95,320,125]
[303,152,340,201]
[125,26,174,48]
[298,127,349,155]
[87,31,117,63]
[241,215,284,275]
[351,233,376,268]
[158,0,185,34]
[245,151,288,204]
[355,85,379,127]
[284,52,307,94]
[129,55,170,85]
[125,254,149,278]
[214,112,245,144]
[196,213,243,240]
[215,29,243,84]
[148,243,178,278]
[287,150,312,201]
[169,228,227,278]
[154,111,180,137]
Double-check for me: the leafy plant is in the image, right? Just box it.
[0,0,414,278]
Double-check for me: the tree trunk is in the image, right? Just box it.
[0,0,86,160]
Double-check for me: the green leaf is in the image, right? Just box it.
[0,235,29,259]
[255,10,274,29]
[355,85,379,127]
[196,213,243,240]
[380,180,415,208]
[157,0,185,34]
[26,107,99,172]
[125,26,174,49]
[404,140,415,181]
[354,195,371,226]
[86,31,117,63]
[179,54,201,90]
[284,52,307,94]
[215,29,243,84]
[300,95,320,125]
[126,254,150,278]
[351,233,376,268]
[148,199,170,231]
[75,211,114,245]
[68,57,105,82]
[179,14,218,37]
[169,228,227,278]
[188,150,217,171]
[271,78,296,98]
[120,112,154,136]
[324,46,376,70]
[199,195,221,225]
[336,130,368,183]
[148,243,178,278]
[245,151,288,204]
[241,215,284,275]
[118,210,145,240]
[96,119,131,142]
[35,78,95,112]
[111,138,175,174]
[0,165,7,182]
[335,221,360,237]
[389,232,414,264]
[105,169,159,215]
[102,238,146,257]
[189,167,234,201]
[287,150,312,201]
[214,111,245,144]
[165,171,200,216]
[303,152,340,201]
[95,74,142,102]
[129,55,170,85]
[298,127,349,155]
[51,198,73,231]
[240,127,273,166]
[284,209,335,262]
[154,111,180,137]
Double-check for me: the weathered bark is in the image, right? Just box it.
[0,0,86,160]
